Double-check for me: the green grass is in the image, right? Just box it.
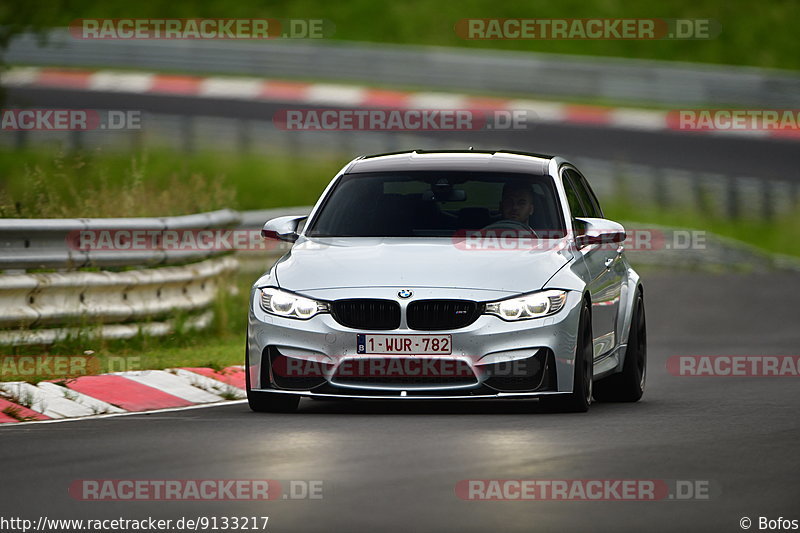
[0,337,246,384]
[3,0,799,70]
[3,146,797,256]
[0,147,348,217]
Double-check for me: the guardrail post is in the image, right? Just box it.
[654,168,669,210]
[67,130,83,153]
[181,116,195,153]
[388,133,401,153]
[692,174,709,215]
[286,130,299,154]
[130,126,144,153]
[237,119,251,154]
[613,161,629,205]
[761,180,774,221]
[14,130,27,150]
[726,176,740,219]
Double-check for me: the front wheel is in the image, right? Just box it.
[593,289,646,403]
[247,390,300,413]
[540,301,593,413]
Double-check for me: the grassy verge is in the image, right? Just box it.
[0,148,348,217]
[3,147,797,256]
[0,336,245,385]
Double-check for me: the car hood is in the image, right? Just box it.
[274,237,575,293]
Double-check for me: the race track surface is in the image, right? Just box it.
[2,271,799,532]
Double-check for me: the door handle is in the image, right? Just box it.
[604,257,614,268]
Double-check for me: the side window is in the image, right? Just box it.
[561,170,588,219]
[572,170,604,218]
[565,169,601,218]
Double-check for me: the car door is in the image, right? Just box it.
[562,167,623,358]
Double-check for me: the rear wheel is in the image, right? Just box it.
[593,290,646,403]
[245,347,300,413]
[541,301,593,413]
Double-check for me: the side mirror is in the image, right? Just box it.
[574,217,626,248]
[261,216,307,243]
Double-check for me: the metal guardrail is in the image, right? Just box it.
[0,254,236,345]
[0,207,303,345]
[4,30,800,107]
[0,208,237,345]
[0,312,216,346]
[238,207,311,229]
[0,256,237,329]
[0,208,240,271]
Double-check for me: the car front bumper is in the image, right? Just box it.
[247,288,583,399]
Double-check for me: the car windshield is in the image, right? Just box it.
[306,171,566,237]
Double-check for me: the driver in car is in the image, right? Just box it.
[483,183,537,233]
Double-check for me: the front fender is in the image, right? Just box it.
[613,257,643,373]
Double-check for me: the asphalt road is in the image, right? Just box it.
[5,87,800,182]
[1,270,799,532]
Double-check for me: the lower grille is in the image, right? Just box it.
[331,357,478,389]
[477,349,555,392]
[267,347,329,390]
[407,300,482,330]
[331,299,401,330]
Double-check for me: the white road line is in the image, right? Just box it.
[305,84,368,106]
[171,368,246,399]
[89,71,155,92]
[37,381,125,414]
[0,66,41,86]
[115,370,225,403]
[0,381,91,419]
[609,109,668,130]
[407,92,468,110]
[506,99,566,122]
[199,77,264,99]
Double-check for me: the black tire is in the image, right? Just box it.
[245,347,300,413]
[248,390,300,413]
[540,301,593,413]
[593,290,646,403]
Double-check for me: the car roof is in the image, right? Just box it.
[345,150,553,175]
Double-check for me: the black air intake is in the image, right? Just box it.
[406,300,482,331]
[330,299,401,330]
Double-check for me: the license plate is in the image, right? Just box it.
[357,334,452,355]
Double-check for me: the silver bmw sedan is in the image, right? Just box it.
[246,150,646,413]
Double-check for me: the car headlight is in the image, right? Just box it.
[259,287,329,320]
[484,290,568,321]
